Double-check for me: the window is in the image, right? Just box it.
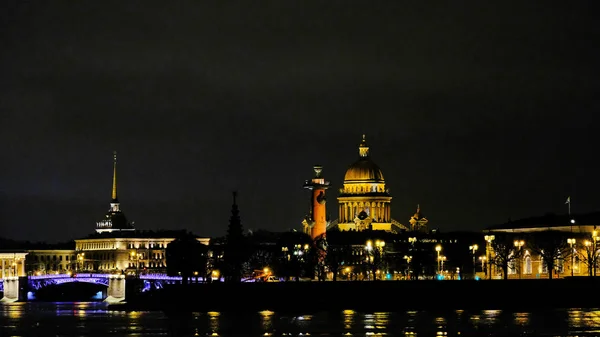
[508,253,516,274]
[541,257,548,274]
[524,255,532,274]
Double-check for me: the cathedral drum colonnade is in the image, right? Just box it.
[336,135,406,233]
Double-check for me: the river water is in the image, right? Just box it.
[2,302,600,336]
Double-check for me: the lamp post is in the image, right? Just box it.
[435,245,442,276]
[130,251,142,277]
[567,238,576,277]
[77,253,85,272]
[479,255,486,277]
[513,240,524,279]
[484,235,495,279]
[403,255,412,279]
[469,244,478,278]
[440,256,447,276]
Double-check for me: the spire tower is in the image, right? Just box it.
[112,151,118,202]
[96,151,134,233]
[359,134,369,158]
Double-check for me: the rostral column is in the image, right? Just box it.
[303,165,330,240]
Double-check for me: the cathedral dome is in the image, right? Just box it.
[343,134,385,183]
[344,158,385,182]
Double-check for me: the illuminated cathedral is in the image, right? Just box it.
[331,135,409,233]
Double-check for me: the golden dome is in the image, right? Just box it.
[343,134,385,183]
[344,159,385,182]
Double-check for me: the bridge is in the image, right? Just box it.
[1,273,184,303]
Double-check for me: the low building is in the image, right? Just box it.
[483,212,600,279]
[75,230,209,275]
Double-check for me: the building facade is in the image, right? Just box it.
[483,212,600,279]
[333,135,407,233]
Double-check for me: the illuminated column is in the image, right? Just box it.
[303,165,330,240]
[1,259,5,278]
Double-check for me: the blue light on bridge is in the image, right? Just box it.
[436,274,444,280]
[92,291,103,300]
[386,273,392,280]
[474,276,480,281]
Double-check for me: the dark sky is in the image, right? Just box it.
[1,2,599,242]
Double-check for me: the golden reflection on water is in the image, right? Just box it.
[363,312,389,332]
[569,309,600,328]
[343,309,356,330]
[4,303,24,319]
[260,310,274,332]
[513,312,530,326]
[207,311,220,335]
[482,310,502,325]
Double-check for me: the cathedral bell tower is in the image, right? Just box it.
[302,165,330,240]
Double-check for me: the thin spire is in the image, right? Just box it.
[232,191,237,205]
[359,134,369,158]
[111,151,118,202]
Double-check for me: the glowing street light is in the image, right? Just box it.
[469,244,478,277]
[513,240,525,279]
[435,245,442,275]
[567,238,576,277]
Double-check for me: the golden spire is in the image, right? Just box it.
[111,151,118,202]
[359,134,369,158]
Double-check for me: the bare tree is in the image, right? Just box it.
[527,231,570,280]
[578,234,600,277]
[489,233,523,280]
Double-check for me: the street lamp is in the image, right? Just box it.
[513,240,524,279]
[439,256,447,276]
[469,244,478,278]
[484,235,495,279]
[567,238,576,277]
[435,245,442,274]
[77,253,85,272]
[403,255,412,279]
[130,251,142,276]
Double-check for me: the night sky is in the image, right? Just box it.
[1,2,599,243]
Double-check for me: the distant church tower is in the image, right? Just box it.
[96,152,135,233]
[302,165,330,240]
[408,204,429,232]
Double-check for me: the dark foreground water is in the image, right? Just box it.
[2,302,600,336]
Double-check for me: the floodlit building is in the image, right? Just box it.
[331,135,407,233]
[483,212,600,279]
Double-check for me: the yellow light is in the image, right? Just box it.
[366,240,372,248]
[345,267,350,273]
[435,245,442,252]
[304,244,309,250]
[263,267,270,274]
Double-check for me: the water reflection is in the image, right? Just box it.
[513,312,530,326]
[3,303,600,336]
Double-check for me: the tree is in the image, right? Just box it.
[364,240,386,281]
[223,192,248,283]
[489,233,523,280]
[578,234,600,276]
[323,243,352,281]
[166,232,208,285]
[527,230,570,280]
[274,231,314,281]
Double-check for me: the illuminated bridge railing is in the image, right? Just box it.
[29,273,113,280]
[139,274,182,281]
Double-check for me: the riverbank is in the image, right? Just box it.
[109,277,600,312]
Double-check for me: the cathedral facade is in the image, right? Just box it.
[334,135,408,233]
